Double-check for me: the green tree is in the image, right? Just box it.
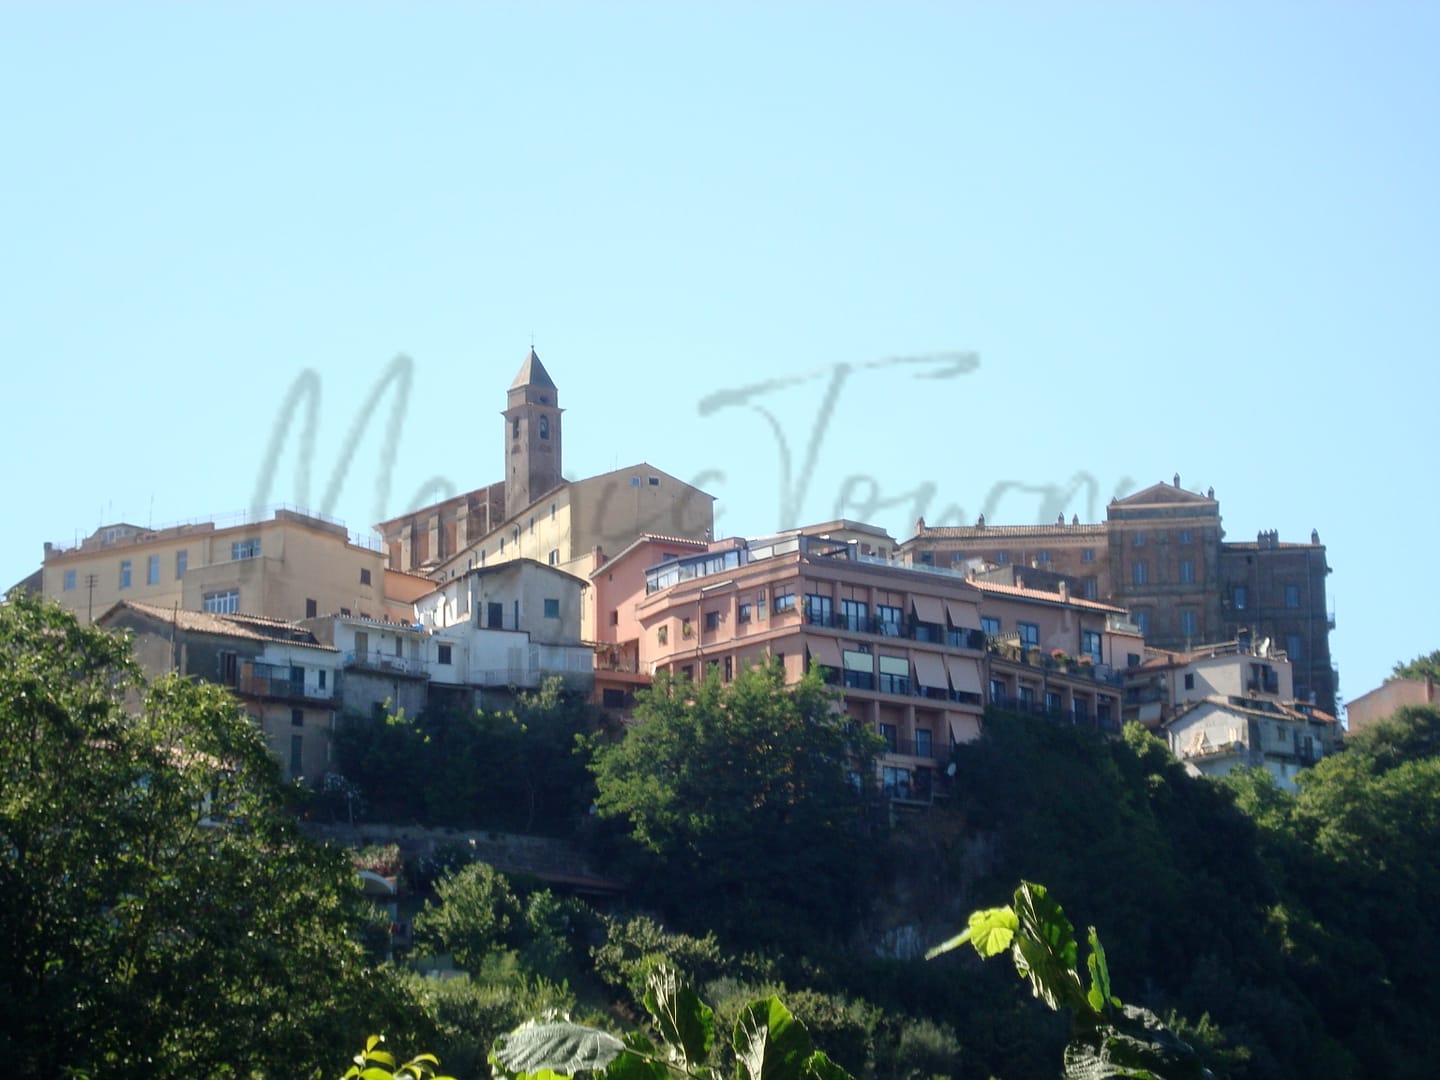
[588,662,884,946]
[0,596,390,1078]
[1392,649,1440,682]
[413,860,524,971]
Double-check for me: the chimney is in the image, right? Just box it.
[1057,580,1069,602]
[1173,473,1180,488]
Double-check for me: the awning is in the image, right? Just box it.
[806,636,842,671]
[946,599,981,631]
[843,649,873,672]
[911,596,945,625]
[946,656,984,695]
[1138,702,1163,725]
[912,651,948,690]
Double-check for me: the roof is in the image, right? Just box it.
[101,600,337,650]
[906,522,1106,541]
[1166,694,1337,727]
[589,533,711,578]
[1111,481,1217,508]
[966,577,1127,614]
[510,348,557,390]
[1136,642,1285,670]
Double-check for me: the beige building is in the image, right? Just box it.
[1345,675,1439,733]
[631,523,987,805]
[1164,695,1340,792]
[98,600,342,785]
[1124,638,1294,729]
[42,508,388,626]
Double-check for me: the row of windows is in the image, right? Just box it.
[62,550,191,592]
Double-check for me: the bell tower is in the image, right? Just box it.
[503,348,563,520]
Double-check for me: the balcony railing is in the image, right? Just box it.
[801,610,984,649]
[987,641,1123,686]
[236,662,336,702]
[344,649,428,677]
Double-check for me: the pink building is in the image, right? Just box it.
[631,525,986,804]
[1345,676,1439,733]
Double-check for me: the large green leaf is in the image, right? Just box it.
[1011,882,1086,1013]
[1085,926,1119,1016]
[1063,1004,1209,1080]
[925,905,1019,960]
[643,965,715,1068]
[490,1018,627,1077]
[733,997,815,1080]
[801,1050,856,1080]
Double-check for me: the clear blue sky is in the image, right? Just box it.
[4,3,1436,711]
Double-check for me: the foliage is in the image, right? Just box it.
[413,860,525,971]
[1392,649,1440,682]
[0,595,393,1078]
[343,1034,454,1079]
[591,915,731,1004]
[333,678,597,834]
[588,662,885,946]
[927,882,1208,1080]
[490,966,854,1080]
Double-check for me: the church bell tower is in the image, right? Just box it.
[503,348,564,520]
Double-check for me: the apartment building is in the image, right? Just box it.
[968,576,1140,734]
[1165,695,1340,792]
[1344,675,1439,734]
[632,524,987,805]
[902,476,1337,714]
[1124,637,1294,729]
[42,507,388,626]
[98,600,342,785]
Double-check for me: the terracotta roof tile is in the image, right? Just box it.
[966,578,1127,614]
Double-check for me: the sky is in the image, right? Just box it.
[3,3,1437,713]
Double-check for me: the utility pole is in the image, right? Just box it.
[84,574,98,624]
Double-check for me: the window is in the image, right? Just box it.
[305,598,318,618]
[360,568,372,586]
[680,664,695,681]
[648,476,660,487]
[876,604,903,636]
[1083,577,1098,600]
[723,656,733,682]
[63,569,76,591]
[842,649,873,690]
[981,616,1001,637]
[1036,550,1052,564]
[1179,529,1193,544]
[602,688,627,709]
[1046,691,1063,715]
[657,625,669,646]
[1285,584,1300,609]
[146,554,160,585]
[232,538,261,560]
[318,669,326,689]
[1132,560,1148,585]
[548,549,559,566]
[1018,622,1040,648]
[290,734,303,778]
[292,708,304,727]
[1181,609,1198,637]
[704,610,720,631]
[529,517,535,535]
[512,417,520,438]
[773,592,795,614]
[1018,685,1034,708]
[878,723,899,753]
[1081,629,1101,663]
[488,602,503,628]
[1081,548,1096,563]
[551,502,557,520]
[204,589,239,614]
[218,651,238,685]
[1135,610,1151,636]
[882,765,912,799]
[437,643,453,665]
[340,607,351,617]
[1133,532,1146,547]
[1179,559,1195,584]
[1286,634,1302,661]
[681,617,693,639]
[119,560,132,589]
[738,603,752,624]
[1127,653,1141,667]
[804,593,833,625]
[1097,702,1112,728]
[544,598,560,619]
[995,551,1009,565]
[989,678,1006,705]
[878,655,910,695]
[1183,673,1196,691]
[539,415,549,439]
[1233,585,1248,611]
[176,550,187,578]
[840,598,868,632]
[914,728,933,758]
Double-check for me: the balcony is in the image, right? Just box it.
[345,649,428,678]
[236,662,336,703]
[802,610,983,649]
[987,641,1123,686]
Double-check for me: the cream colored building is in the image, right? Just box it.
[42,508,388,626]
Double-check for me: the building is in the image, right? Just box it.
[1345,675,1440,733]
[97,600,342,785]
[413,558,595,707]
[1164,694,1340,792]
[631,522,987,806]
[375,350,716,629]
[901,476,1337,714]
[968,575,1140,733]
[42,508,390,627]
[1123,637,1294,729]
[303,612,433,721]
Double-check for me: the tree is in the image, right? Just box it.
[0,596,390,1078]
[588,661,884,946]
[1392,649,1440,682]
[413,861,523,970]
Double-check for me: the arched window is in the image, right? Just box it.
[539,415,549,440]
